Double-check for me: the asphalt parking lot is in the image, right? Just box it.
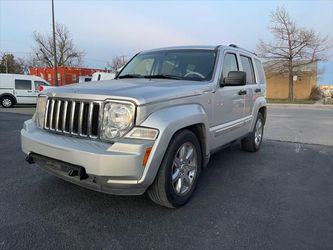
[0,106,332,249]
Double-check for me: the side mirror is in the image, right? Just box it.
[221,71,246,86]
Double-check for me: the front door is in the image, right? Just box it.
[211,52,248,149]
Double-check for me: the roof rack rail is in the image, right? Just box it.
[228,44,257,56]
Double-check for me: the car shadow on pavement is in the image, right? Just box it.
[1,110,332,250]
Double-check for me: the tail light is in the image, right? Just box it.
[38,85,44,92]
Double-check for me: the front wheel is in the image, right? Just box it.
[241,113,264,152]
[148,129,202,208]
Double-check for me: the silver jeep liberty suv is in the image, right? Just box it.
[21,44,267,208]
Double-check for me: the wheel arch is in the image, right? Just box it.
[175,123,208,167]
[258,106,267,125]
[138,104,210,185]
[0,93,17,104]
[250,96,267,130]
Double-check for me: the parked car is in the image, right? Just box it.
[91,71,115,81]
[0,73,51,108]
[78,76,92,83]
[21,45,267,207]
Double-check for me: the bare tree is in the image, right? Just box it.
[31,23,84,67]
[257,7,331,101]
[107,56,127,72]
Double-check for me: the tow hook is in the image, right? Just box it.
[68,169,78,177]
[68,167,89,180]
[25,154,35,164]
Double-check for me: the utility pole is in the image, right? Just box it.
[120,55,127,65]
[52,0,58,86]
[4,55,8,73]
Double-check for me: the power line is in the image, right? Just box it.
[0,51,33,55]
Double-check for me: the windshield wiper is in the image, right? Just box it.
[118,74,144,79]
[145,74,182,80]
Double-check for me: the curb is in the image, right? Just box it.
[267,103,332,109]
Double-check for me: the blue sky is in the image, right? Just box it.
[0,0,332,84]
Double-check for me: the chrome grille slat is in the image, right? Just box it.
[62,101,68,133]
[49,99,55,130]
[97,102,103,138]
[78,102,84,136]
[55,100,61,131]
[87,102,93,137]
[44,97,101,139]
[44,99,50,128]
[70,101,76,134]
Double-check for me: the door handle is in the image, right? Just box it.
[255,88,261,93]
[27,90,33,92]
[238,89,247,95]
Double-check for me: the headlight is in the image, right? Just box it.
[34,96,47,128]
[101,101,135,140]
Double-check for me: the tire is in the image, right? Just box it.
[241,113,264,152]
[148,129,202,208]
[0,96,14,108]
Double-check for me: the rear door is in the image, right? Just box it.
[14,79,35,104]
[239,55,257,117]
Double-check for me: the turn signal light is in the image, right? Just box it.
[143,147,152,167]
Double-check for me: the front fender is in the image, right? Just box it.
[137,104,209,185]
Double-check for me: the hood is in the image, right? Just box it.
[45,79,213,105]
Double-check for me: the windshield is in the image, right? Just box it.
[117,49,217,82]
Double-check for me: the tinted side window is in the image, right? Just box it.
[15,80,32,90]
[222,53,239,79]
[240,56,255,84]
[254,58,265,84]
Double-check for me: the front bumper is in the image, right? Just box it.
[21,120,156,195]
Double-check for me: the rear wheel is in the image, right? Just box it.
[241,113,264,152]
[148,129,202,208]
[1,96,14,108]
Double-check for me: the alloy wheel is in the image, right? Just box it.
[171,142,198,196]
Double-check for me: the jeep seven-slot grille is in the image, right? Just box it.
[44,98,102,138]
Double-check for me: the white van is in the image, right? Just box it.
[78,76,92,83]
[91,72,115,81]
[0,74,51,108]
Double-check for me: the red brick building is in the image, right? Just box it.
[29,67,109,85]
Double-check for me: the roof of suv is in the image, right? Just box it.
[142,45,258,58]
[143,45,219,53]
